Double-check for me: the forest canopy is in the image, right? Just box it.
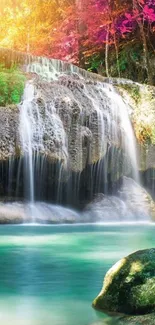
[0,0,155,83]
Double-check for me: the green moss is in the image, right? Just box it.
[118,84,140,104]
[0,64,26,106]
[93,249,155,315]
[120,313,155,325]
[116,83,155,146]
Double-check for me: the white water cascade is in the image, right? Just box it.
[15,56,142,222]
[19,79,69,219]
[103,85,139,183]
[0,53,149,224]
[20,82,35,202]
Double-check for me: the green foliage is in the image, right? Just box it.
[133,88,155,145]
[111,44,143,79]
[118,51,128,72]
[87,54,104,73]
[118,83,155,145]
[0,65,26,106]
[87,43,147,84]
[119,84,140,104]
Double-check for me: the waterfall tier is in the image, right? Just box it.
[0,69,139,204]
[0,48,154,221]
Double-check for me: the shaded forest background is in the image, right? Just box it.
[0,0,155,84]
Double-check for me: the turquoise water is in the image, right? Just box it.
[0,224,154,325]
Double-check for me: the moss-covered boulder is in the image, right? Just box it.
[119,177,155,221]
[93,249,155,315]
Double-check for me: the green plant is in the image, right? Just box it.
[0,65,26,106]
[118,83,155,145]
[120,84,140,104]
[87,54,104,73]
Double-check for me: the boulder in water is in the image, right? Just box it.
[0,202,80,224]
[84,194,129,222]
[119,177,155,221]
[92,248,155,315]
[84,177,155,222]
[0,203,27,224]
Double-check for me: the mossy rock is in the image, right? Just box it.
[119,313,155,325]
[117,83,155,146]
[90,314,155,325]
[93,249,155,315]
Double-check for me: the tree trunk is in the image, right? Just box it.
[105,27,110,78]
[75,0,85,67]
[133,0,153,85]
[114,32,120,77]
[138,22,153,84]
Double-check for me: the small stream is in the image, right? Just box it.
[0,224,154,325]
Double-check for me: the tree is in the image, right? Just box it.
[0,0,155,84]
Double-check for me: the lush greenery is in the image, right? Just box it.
[0,0,155,85]
[118,83,155,145]
[0,65,26,106]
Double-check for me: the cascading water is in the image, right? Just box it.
[15,56,141,222]
[20,82,35,203]
[19,78,69,220]
[0,51,150,223]
[102,85,139,183]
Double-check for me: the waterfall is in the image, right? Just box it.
[18,57,139,208]
[0,50,147,223]
[19,79,69,219]
[20,82,35,202]
[103,85,139,183]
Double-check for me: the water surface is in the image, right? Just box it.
[0,224,154,325]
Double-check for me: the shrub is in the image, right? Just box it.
[0,65,26,106]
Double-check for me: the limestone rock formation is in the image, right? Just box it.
[0,203,27,224]
[0,49,154,204]
[0,73,131,176]
[118,177,155,221]
[84,177,155,222]
[0,202,80,224]
[116,80,155,197]
[84,194,130,222]
[0,106,20,160]
[92,248,155,315]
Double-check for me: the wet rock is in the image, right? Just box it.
[0,203,27,224]
[0,73,130,175]
[90,314,155,325]
[0,106,20,160]
[119,177,155,220]
[83,177,155,222]
[0,202,80,224]
[93,248,155,315]
[33,203,80,224]
[119,313,155,325]
[84,194,128,222]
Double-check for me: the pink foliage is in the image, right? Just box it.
[50,0,155,64]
